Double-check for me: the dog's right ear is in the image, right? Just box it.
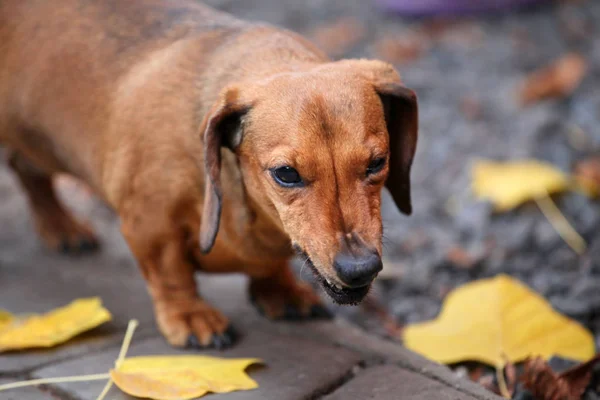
[375,83,418,216]
[199,86,252,254]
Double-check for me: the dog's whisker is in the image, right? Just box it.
[299,257,309,279]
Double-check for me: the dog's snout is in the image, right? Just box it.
[333,251,382,288]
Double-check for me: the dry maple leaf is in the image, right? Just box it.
[521,354,600,400]
[308,17,365,58]
[519,53,587,105]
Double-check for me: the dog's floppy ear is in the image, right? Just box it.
[375,83,418,215]
[199,87,251,253]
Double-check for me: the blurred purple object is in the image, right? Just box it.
[376,0,551,16]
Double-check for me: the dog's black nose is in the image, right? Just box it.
[333,251,382,288]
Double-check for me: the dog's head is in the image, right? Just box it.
[199,60,418,305]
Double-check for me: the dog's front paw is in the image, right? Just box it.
[250,277,332,320]
[155,299,235,350]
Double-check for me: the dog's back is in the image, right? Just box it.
[0,0,247,194]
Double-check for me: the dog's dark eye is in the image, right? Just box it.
[271,166,303,187]
[366,157,386,176]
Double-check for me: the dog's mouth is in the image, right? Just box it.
[295,247,370,305]
[320,278,371,305]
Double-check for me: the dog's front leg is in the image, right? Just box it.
[249,263,332,320]
[121,215,234,349]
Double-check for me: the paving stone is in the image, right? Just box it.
[0,166,161,373]
[0,379,54,400]
[34,326,364,400]
[0,247,157,373]
[324,365,472,400]
[278,319,501,400]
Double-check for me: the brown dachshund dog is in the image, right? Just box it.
[0,0,418,349]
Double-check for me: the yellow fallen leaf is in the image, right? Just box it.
[472,159,569,211]
[110,356,261,400]
[403,274,594,368]
[0,298,111,352]
[0,319,263,400]
[0,311,12,332]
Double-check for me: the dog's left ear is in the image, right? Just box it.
[199,86,251,253]
[375,83,418,216]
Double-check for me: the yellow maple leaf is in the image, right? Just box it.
[0,298,111,352]
[472,159,570,211]
[110,355,262,400]
[403,275,595,368]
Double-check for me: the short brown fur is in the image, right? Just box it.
[0,0,418,348]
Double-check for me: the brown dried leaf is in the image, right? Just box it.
[374,35,423,65]
[437,23,484,49]
[309,17,365,58]
[560,354,600,398]
[521,355,600,400]
[519,53,588,105]
[521,357,571,400]
[362,297,404,338]
[575,157,600,197]
[400,231,429,252]
[418,19,458,39]
[460,97,483,120]
[468,366,485,383]
[479,373,501,395]
[446,247,476,269]
[505,361,517,395]
[446,240,495,270]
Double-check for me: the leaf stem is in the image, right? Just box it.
[0,374,110,391]
[534,192,586,255]
[96,319,139,400]
[496,366,510,399]
[116,319,139,368]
